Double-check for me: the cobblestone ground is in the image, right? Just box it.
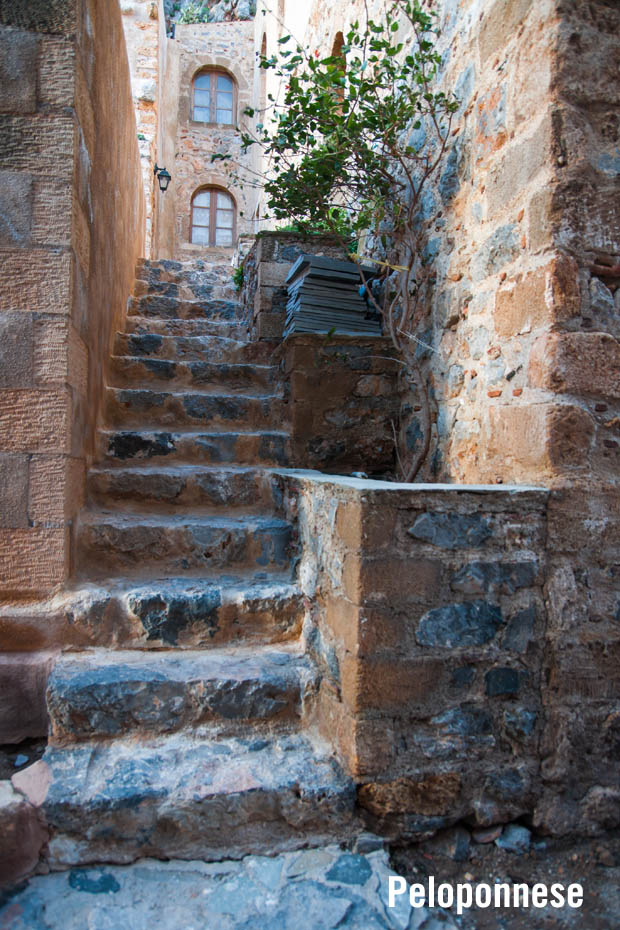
[0,845,454,930]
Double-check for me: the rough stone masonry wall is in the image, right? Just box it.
[154,19,256,260]
[241,232,401,475]
[295,0,620,838]
[285,473,548,839]
[529,0,620,838]
[0,0,144,735]
[121,0,163,258]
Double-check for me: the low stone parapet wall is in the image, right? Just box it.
[278,471,550,840]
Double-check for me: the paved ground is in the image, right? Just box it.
[1,835,619,930]
[0,845,451,930]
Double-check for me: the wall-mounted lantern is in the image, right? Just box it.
[154,164,171,192]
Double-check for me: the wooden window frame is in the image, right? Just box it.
[192,69,237,126]
[191,188,237,248]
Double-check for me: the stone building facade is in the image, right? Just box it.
[154,16,257,259]
[0,0,619,889]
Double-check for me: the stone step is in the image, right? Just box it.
[127,294,240,321]
[99,428,291,467]
[39,730,358,866]
[87,464,284,513]
[123,316,249,340]
[114,330,275,364]
[136,257,235,285]
[47,644,315,743]
[2,576,304,649]
[133,276,236,303]
[104,386,286,430]
[77,512,296,578]
[65,575,304,648]
[109,356,279,392]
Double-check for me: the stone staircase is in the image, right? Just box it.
[36,258,358,868]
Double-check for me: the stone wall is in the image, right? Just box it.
[285,472,550,838]
[283,337,399,476]
[240,232,351,338]
[121,0,163,258]
[241,232,401,476]
[153,19,257,259]
[283,0,620,838]
[0,0,144,729]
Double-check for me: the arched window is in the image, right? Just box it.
[193,69,236,125]
[191,188,236,247]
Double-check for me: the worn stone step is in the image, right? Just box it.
[47,644,315,743]
[114,330,275,364]
[77,512,296,578]
[123,315,249,340]
[87,464,284,513]
[1,576,304,649]
[104,386,286,430]
[127,294,240,321]
[38,731,358,866]
[133,276,236,303]
[109,356,279,392]
[99,428,291,467]
[136,257,235,286]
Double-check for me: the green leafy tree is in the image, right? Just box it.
[225,0,458,479]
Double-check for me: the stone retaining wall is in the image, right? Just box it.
[283,336,399,477]
[240,232,350,339]
[281,471,551,839]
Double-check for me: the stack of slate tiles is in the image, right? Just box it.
[283,254,382,337]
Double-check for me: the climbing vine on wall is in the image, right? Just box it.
[219,0,459,480]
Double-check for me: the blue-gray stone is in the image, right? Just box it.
[128,334,163,355]
[144,359,176,379]
[485,667,521,696]
[451,665,475,687]
[325,853,372,886]
[405,417,424,452]
[455,63,475,112]
[408,511,492,549]
[68,869,121,894]
[119,389,166,410]
[439,142,462,203]
[487,767,527,802]
[496,823,531,854]
[472,224,519,282]
[184,395,248,421]
[432,703,493,737]
[109,431,175,460]
[504,708,537,740]
[450,561,537,596]
[502,606,536,652]
[128,588,222,644]
[416,600,503,647]
[598,152,620,176]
